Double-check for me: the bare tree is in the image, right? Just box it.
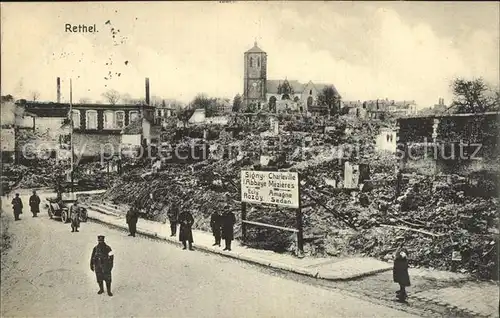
[101,89,121,105]
[31,91,40,101]
[450,78,499,114]
[318,86,342,115]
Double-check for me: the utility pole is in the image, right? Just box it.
[70,78,74,194]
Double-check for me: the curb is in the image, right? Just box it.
[87,214,391,282]
[82,204,122,218]
[412,291,489,318]
[316,266,393,281]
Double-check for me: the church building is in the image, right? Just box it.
[242,42,341,113]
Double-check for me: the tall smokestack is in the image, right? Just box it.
[145,78,150,105]
[57,77,61,103]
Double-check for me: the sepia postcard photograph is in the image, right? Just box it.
[1,1,499,317]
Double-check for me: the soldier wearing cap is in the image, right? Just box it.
[178,209,194,250]
[29,190,41,218]
[11,193,23,221]
[221,205,236,251]
[126,202,140,237]
[69,201,81,232]
[90,235,114,296]
[210,210,222,247]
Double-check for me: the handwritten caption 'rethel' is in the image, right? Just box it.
[65,24,97,33]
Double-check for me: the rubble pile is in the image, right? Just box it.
[2,160,115,192]
[345,175,499,280]
[95,114,498,279]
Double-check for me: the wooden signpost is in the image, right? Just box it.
[240,170,303,256]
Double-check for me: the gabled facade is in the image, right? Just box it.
[241,42,341,113]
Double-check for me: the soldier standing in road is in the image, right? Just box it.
[29,190,41,217]
[126,203,140,237]
[221,207,236,251]
[90,235,114,296]
[167,203,179,237]
[178,209,194,250]
[393,248,410,302]
[69,201,81,232]
[11,193,23,221]
[210,210,222,247]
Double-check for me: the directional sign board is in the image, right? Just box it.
[241,170,299,208]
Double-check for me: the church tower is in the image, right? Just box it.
[243,41,267,108]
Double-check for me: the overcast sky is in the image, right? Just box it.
[1,2,498,108]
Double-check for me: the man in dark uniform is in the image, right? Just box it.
[178,210,194,250]
[11,193,23,221]
[29,190,41,217]
[126,203,140,237]
[210,211,222,247]
[69,201,81,232]
[90,235,114,296]
[167,204,179,237]
[221,207,236,251]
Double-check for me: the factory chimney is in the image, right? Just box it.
[57,77,61,103]
[145,77,150,105]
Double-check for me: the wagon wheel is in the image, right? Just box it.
[61,210,69,223]
[48,205,54,219]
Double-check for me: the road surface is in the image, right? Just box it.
[1,194,419,318]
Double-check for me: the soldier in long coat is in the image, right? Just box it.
[210,211,222,246]
[90,235,114,296]
[393,248,411,302]
[178,210,194,250]
[221,209,236,251]
[29,190,41,217]
[11,193,23,221]
[167,204,179,237]
[126,204,140,237]
[70,201,81,232]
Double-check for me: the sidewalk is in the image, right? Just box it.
[82,199,499,317]
[83,204,393,281]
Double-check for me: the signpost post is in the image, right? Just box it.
[240,170,303,256]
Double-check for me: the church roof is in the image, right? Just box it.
[265,80,340,96]
[245,42,265,54]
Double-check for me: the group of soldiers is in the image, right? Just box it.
[125,200,237,252]
[210,205,236,251]
[11,190,83,233]
[11,191,236,298]
[10,191,41,220]
[10,191,114,297]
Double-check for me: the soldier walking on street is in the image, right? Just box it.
[221,207,236,251]
[11,193,23,221]
[178,209,194,250]
[126,203,140,237]
[69,201,81,232]
[29,190,41,217]
[90,235,114,296]
[167,203,179,237]
[210,211,221,246]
